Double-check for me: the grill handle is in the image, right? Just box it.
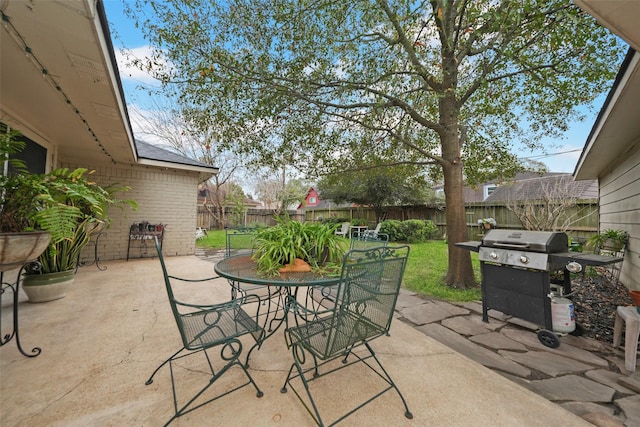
[492,242,530,249]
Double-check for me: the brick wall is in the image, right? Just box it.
[62,161,200,261]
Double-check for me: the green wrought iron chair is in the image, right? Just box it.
[146,237,265,426]
[306,233,389,313]
[224,228,284,329]
[225,228,261,299]
[282,245,412,426]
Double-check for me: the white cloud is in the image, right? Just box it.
[114,45,163,85]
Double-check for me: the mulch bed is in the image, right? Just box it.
[570,266,634,345]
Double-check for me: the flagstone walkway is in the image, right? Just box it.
[395,290,640,427]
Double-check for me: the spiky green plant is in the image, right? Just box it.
[252,217,346,276]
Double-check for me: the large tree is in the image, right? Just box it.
[126,0,624,289]
[318,165,437,223]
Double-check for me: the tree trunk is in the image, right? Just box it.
[442,160,476,289]
[438,67,477,289]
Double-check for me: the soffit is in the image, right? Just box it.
[0,0,136,164]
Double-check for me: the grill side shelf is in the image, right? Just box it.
[454,241,481,252]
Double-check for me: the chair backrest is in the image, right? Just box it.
[371,223,382,234]
[154,236,188,342]
[595,231,629,256]
[225,228,257,258]
[320,245,409,359]
[335,222,349,235]
[350,233,389,251]
[154,236,262,350]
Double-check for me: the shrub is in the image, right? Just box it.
[380,219,438,243]
[320,217,349,226]
[351,218,367,226]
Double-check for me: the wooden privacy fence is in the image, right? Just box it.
[198,201,599,239]
[303,201,599,240]
[197,206,304,229]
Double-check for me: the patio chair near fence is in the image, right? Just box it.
[334,221,350,238]
[146,237,265,426]
[592,231,629,286]
[362,222,382,238]
[282,245,412,426]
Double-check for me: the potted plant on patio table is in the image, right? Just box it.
[477,217,497,230]
[252,217,346,276]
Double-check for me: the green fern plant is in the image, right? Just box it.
[1,132,137,274]
[27,167,136,274]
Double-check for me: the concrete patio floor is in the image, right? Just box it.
[1,255,594,426]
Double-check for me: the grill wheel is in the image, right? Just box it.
[537,329,560,348]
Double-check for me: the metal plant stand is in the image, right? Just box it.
[0,263,42,357]
[78,231,107,271]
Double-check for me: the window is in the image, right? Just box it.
[2,123,47,174]
[308,197,317,204]
[483,184,497,200]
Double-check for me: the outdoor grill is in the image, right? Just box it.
[457,229,626,348]
[457,230,575,344]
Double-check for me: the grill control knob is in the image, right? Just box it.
[490,252,498,259]
[519,255,529,264]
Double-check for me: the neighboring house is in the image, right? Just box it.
[0,0,218,260]
[297,187,356,210]
[298,187,321,209]
[433,172,595,203]
[484,173,598,203]
[574,1,640,291]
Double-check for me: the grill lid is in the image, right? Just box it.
[481,230,568,253]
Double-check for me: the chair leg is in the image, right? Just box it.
[624,316,639,372]
[364,342,413,420]
[613,310,623,348]
[153,340,263,425]
[281,342,413,426]
[145,347,186,385]
[280,345,326,427]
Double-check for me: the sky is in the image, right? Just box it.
[103,1,611,175]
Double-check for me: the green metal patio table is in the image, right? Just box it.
[214,255,341,350]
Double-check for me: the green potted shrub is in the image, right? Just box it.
[1,131,137,301]
[586,229,628,253]
[252,217,346,276]
[21,167,136,302]
[0,131,51,271]
[351,218,367,226]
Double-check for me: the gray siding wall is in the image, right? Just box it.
[62,160,200,261]
[598,140,640,291]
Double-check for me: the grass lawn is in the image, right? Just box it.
[197,229,482,302]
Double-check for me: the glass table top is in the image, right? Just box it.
[214,255,341,287]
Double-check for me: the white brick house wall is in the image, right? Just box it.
[62,160,201,262]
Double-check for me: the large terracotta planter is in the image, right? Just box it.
[278,258,312,273]
[22,269,75,303]
[0,232,51,272]
[630,290,640,307]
